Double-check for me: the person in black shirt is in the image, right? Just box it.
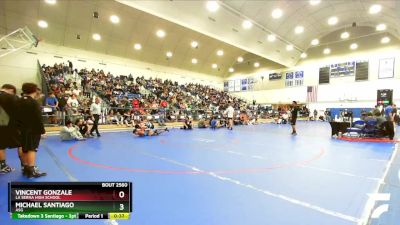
[18,83,47,178]
[181,117,193,130]
[57,93,67,125]
[393,104,399,125]
[0,84,23,174]
[290,101,299,135]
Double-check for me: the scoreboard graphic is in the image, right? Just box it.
[377,89,393,106]
[9,182,132,220]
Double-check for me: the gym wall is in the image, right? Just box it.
[0,42,224,91]
[228,45,400,108]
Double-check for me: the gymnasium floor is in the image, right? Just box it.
[0,122,399,225]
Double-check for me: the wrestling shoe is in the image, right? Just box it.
[24,166,47,178]
[0,165,15,174]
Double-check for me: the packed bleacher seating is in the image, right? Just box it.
[40,62,256,127]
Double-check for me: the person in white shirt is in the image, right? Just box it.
[60,120,85,141]
[72,88,81,96]
[90,97,102,137]
[67,94,79,114]
[224,102,235,130]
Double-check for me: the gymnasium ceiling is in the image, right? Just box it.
[0,0,283,77]
[119,0,400,65]
[0,0,399,77]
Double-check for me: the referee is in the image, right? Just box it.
[290,101,299,135]
[0,84,22,174]
[18,83,46,178]
[90,97,101,137]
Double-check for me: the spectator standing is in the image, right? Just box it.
[224,102,234,130]
[68,60,73,73]
[392,104,398,126]
[313,109,318,121]
[290,101,299,135]
[384,104,393,121]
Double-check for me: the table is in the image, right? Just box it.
[329,121,351,136]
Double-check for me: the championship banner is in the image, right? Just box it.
[269,73,282,80]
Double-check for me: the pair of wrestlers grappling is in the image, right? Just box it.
[132,121,169,137]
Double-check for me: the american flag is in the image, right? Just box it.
[306,86,318,102]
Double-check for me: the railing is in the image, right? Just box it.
[41,106,274,127]
[37,61,49,97]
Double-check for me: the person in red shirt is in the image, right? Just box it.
[132,98,140,109]
[160,100,168,108]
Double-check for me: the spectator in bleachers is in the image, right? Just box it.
[45,92,58,124]
[42,61,250,129]
[123,110,134,127]
[66,94,79,119]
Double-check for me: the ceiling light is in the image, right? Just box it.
[350,43,358,50]
[294,26,304,34]
[45,0,56,4]
[254,62,260,68]
[242,20,253,29]
[38,20,48,28]
[376,23,386,31]
[369,4,382,14]
[229,68,234,73]
[166,51,173,58]
[237,56,244,62]
[156,30,166,38]
[309,0,321,5]
[328,16,338,25]
[134,43,142,50]
[271,9,283,19]
[191,58,198,64]
[300,53,307,58]
[212,63,218,69]
[110,15,120,24]
[217,50,224,56]
[191,41,198,48]
[286,45,294,51]
[206,1,219,12]
[92,33,101,41]
[311,39,319,46]
[381,36,390,44]
[323,48,331,54]
[340,31,349,39]
[267,34,276,42]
